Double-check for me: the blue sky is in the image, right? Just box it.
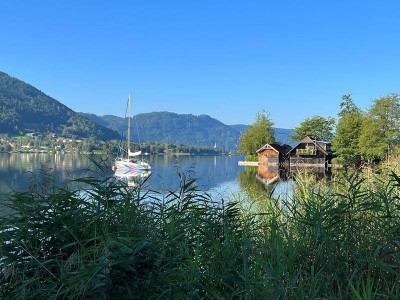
[1,1,400,128]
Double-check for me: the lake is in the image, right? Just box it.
[0,153,293,200]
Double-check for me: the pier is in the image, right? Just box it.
[238,161,259,166]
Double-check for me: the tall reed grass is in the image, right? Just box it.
[0,165,399,299]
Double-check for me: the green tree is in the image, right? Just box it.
[359,93,400,161]
[238,110,275,158]
[332,95,363,165]
[359,115,386,161]
[291,115,335,142]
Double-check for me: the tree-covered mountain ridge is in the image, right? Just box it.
[0,71,119,139]
[0,71,292,149]
[81,112,293,150]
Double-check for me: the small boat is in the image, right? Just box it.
[114,168,151,178]
[114,94,151,172]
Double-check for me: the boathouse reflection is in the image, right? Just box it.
[257,164,282,185]
[256,163,331,187]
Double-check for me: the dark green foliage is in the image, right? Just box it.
[292,115,336,142]
[0,71,119,140]
[1,165,399,298]
[359,94,400,161]
[359,115,387,161]
[238,110,276,155]
[137,141,222,155]
[332,95,363,165]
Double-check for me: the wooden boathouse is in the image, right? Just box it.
[256,143,291,166]
[287,136,332,168]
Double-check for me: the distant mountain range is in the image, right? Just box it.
[82,112,243,150]
[82,112,294,150]
[0,71,119,140]
[0,70,293,149]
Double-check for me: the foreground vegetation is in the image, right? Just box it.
[0,165,399,299]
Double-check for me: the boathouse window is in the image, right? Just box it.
[296,144,316,155]
[306,144,315,149]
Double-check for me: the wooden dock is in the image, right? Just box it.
[238,161,259,166]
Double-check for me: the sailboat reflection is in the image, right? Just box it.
[114,168,151,187]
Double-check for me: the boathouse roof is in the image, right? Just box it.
[287,136,331,156]
[256,143,291,154]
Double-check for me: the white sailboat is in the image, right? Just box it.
[114,94,151,172]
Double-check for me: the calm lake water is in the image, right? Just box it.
[0,153,293,200]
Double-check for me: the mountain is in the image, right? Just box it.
[0,71,293,147]
[229,124,249,134]
[274,128,295,145]
[82,112,241,150]
[82,112,294,150]
[0,71,119,139]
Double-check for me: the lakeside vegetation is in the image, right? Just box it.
[1,159,399,299]
[0,135,225,156]
[239,93,400,165]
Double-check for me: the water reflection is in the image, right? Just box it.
[257,164,281,185]
[4,153,331,201]
[249,163,332,202]
[0,153,102,194]
[257,163,332,186]
[114,169,151,187]
[0,153,244,195]
[239,163,332,203]
[239,167,275,197]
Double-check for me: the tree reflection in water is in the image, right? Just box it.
[238,164,331,205]
[238,167,276,203]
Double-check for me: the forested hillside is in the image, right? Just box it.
[82,112,293,150]
[82,112,241,150]
[0,71,119,139]
[0,71,293,148]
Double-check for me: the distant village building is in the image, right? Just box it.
[287,136,332,168]
[256,143,291,166]
[25,132,42,138]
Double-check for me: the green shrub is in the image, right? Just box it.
[245,154,258,162]
[0,167,399,299]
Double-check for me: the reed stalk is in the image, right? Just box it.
[0,165,399,299]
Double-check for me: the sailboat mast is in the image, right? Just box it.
[127,94,131,156]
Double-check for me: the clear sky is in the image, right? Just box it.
[1,1,400,128]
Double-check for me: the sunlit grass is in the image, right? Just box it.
[0,165,399,299]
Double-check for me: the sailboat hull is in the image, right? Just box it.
[115,159,151,171]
